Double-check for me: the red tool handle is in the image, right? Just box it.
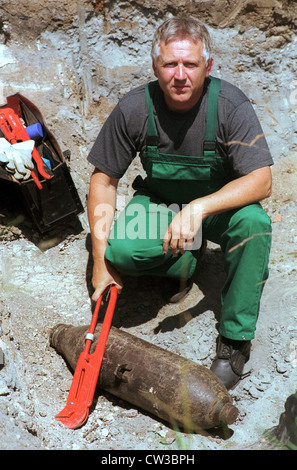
[81,285,118,406]
[55,285,118,429]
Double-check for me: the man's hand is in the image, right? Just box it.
[163,202,203,257]
[91,258,123,302]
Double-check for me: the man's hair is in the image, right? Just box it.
[151,16,213,66]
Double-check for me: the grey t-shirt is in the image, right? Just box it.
[87,78,273,180]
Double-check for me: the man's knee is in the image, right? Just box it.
[230,204,272,236]
[105,236,165,276]
[105,237,136,274]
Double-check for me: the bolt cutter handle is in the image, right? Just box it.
[55,285,118,429]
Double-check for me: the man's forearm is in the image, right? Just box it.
[163,166,272,256]
[87,170,118,260]
[196,166,272,220]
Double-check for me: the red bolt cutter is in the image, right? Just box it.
[55,285,118,429]
[0,107,52,189]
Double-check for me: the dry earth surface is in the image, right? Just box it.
[0,0,297,452]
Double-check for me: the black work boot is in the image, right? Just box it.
[210,335,251,390]
[164,277,194,304]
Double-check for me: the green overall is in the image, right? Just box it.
[105,77,272,341]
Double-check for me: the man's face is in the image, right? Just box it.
[152,37,213,113]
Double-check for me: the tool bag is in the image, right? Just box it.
[0,93,83,233]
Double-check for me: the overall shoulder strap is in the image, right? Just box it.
[145,81,159,146]
[204,76,221,156]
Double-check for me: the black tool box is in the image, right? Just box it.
[0,93,84,233]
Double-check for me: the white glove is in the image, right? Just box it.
[0,138,35,180]
[0,138,11,164]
